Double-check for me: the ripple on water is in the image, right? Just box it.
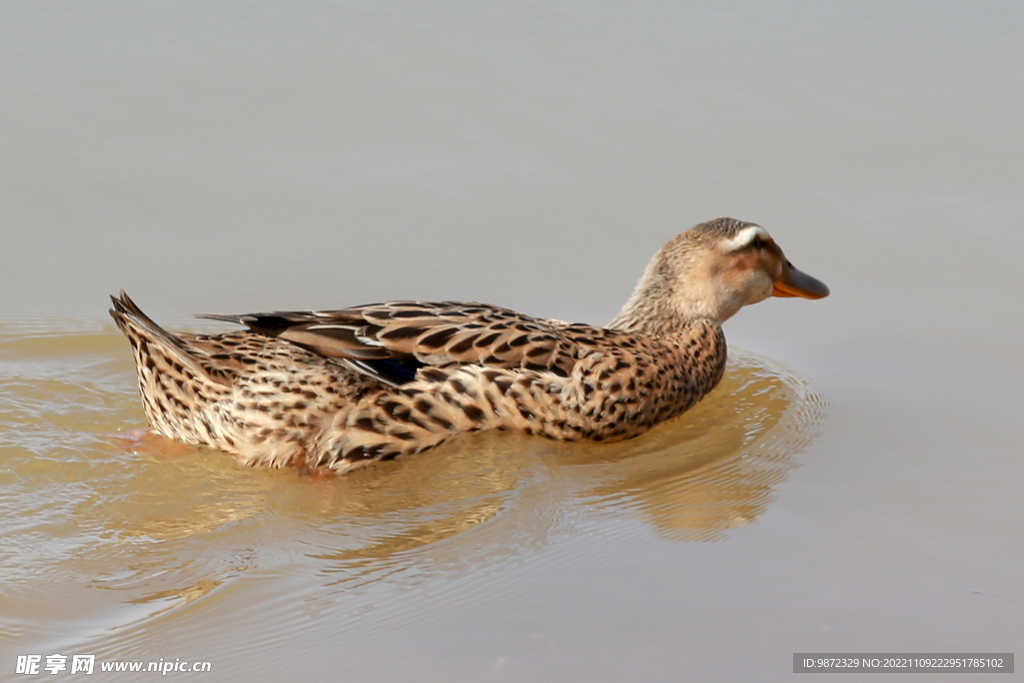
[0,322,826,663]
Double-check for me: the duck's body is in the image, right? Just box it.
[110,217,828,474]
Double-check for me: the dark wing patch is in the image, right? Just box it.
[343,356,423,386]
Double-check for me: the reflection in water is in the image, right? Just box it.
[0,325,824,654]
[568,349,825,541]
[304,348,824,588]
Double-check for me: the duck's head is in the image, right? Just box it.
[611,217,829,332]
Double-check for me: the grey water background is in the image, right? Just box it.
[2,2,1022,681]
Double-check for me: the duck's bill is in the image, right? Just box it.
[773,263,830,299]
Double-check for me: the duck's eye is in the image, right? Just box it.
[748,236,767,250]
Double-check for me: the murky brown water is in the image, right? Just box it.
[3,2,1023,681]
[3,324,821,676]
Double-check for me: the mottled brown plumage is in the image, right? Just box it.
[110,217,828,474]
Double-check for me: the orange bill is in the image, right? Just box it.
[772,261,830,299]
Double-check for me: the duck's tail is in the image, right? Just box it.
[108,291,212,381]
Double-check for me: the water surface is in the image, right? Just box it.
[3,324,820,678]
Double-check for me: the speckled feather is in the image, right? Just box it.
[109,217,828,474]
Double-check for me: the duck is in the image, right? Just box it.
[110,217,828,474]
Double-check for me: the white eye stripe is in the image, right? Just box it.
[722,226,772,251]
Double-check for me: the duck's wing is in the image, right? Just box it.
[199,301,597,386]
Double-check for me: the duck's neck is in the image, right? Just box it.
[607,250,724,336]
[608,292,714,337]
